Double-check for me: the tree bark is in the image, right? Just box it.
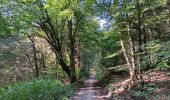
[136,0,142,78]
[28,35,39,78]
[128,26,136,81]
[37,0,77,83]
[120,39,131,68]
[68,20,77,83]
[136,0,144,88]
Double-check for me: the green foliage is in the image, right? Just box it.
[0,78,74,100]
[78,68,89,80]
[130,83,157,98]
[0,0,169,95]
[75,67,81,79]
[45,0,75,20]
[144,83,157,94]
[100,0,170,77]
[0,14,10,36]
[144,40,170,70]
[95,66,104,80]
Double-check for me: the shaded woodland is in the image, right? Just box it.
[0,0,170,100]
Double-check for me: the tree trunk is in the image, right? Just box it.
[120,38,135,80]
[37,0,77,83]
[137,0,142,78]
[76,35,81,68]
[136,0,145,88]
[68,20,77,83]
[28,35,39,78]
[120,39,131,68]
[128,32,136,80]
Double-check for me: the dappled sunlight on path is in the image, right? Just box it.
[69,76,110,100]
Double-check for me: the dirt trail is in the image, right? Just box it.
[69,76,110,100]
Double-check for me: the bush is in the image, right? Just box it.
[129,83,157,99]
[0,78,74,100]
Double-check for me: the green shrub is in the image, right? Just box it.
[0,78,74,100]
[130,83,157,99]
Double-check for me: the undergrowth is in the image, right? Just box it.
[129,83,157,97]
[0,78,75,100]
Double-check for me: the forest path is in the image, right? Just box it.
[69,76,110,100]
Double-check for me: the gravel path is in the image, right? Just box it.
[69,76,109,100]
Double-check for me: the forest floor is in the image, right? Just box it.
[117,70,170,100]
[69,75,111,100]
[100,69,170,100]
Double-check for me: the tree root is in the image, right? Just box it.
[111,78,135,95]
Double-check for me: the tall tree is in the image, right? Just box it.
[0,0,98,83]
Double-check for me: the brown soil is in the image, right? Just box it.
[69,76,111,100]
